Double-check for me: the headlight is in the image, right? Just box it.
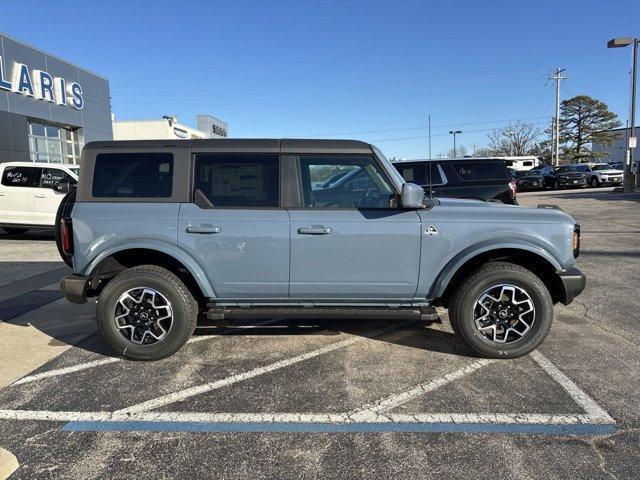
[573,224,580,258]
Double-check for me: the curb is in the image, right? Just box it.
[0,448,18,479]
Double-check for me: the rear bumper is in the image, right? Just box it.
[60,274,89,304]
[557,267,586,305]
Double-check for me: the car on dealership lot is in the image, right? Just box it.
[568,163,623,187]
[528,165,557,189]
[392,158,517,204]
[57,139,585,361]
[513,169,544,191]
[0,162,78,235]
[552,165,587,189]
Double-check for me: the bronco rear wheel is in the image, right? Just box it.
[448,262,553,359]
[97,265,198,360]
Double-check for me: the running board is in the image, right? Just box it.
[205,306,440,323]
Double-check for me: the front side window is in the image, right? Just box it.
[451,162,507,181]
[92,153,173,198]
[1,166,39,187]
[194,154,279,207]
[395,163,444,186]
[300,155,395,208]
[39,168,77,189]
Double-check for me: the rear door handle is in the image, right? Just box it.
[34,193,45,198]
[186,225,221,234]
[297,226,332,235]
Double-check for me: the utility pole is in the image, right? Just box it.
[549,68,566,166]
[449,130,461,157]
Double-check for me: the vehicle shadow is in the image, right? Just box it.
[193,317,477,358]
[0,229,55,240]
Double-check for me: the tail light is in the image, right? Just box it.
[509,179,517,198]
[61,218,74,256]
[572,224,580,258]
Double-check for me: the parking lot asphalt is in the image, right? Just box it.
[0,186,638,479]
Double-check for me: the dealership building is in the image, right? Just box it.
[112,114,228,141]
[0,33,112,164]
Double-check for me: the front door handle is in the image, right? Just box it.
[186,225,221,234]
[34,193,46,198]
[297,226,332,235]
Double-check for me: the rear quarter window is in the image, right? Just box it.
[92,153,173,198]
[1,166,39,187]
[450,162,507,181]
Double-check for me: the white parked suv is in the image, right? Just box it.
[0,162,78,234]
[569,163,624,188]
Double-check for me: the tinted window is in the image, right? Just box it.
[1,166,39,187]
[194,154,279,207]
[569,165,590,173]
[39,168,77,189]
[394,163,444,185]
[450,162,507,181]
[92,153,173,198]
[300,155,394,208]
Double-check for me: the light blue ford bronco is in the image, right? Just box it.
[57,139,585,360]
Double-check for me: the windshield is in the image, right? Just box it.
[372,145,404,188]
[569,164,590,173]
[516,170,540,178]
[591,164,611,171]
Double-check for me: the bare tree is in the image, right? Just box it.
[488,121,542,156]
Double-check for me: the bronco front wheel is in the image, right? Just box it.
[97,265,198,360]
[448,262,553,359]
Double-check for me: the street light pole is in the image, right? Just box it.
[449,130,461,157]
[608,37,638,192]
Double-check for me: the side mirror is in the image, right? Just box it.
[56,182,70,194]
[401,182,424,209]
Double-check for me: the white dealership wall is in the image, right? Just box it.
[113,114,228,141]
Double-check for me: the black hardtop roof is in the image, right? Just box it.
[84,138,373,154]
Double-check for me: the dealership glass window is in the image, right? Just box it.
[194,154,280,207]
[92,153,174,198]
[28,122,80,164]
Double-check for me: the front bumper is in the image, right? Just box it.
[557,267,586,305]
[60,274,90,304]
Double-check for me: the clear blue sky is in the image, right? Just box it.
[2,0,639,159]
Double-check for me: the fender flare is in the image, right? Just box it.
[428,239,563,299]
[82,240,216,298]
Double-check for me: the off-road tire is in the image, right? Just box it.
[2,227,29,235]
[97,265,198,360]
[55,190,76,267]
[448,262,553,359]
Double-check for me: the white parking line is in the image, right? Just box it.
[0,410,610,425]
[116,321,416,415]
[529,350,614,422]
[349,358,495,420]
[11,358,120,386]
[9,319,285,386]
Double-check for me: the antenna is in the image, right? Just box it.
[428,115,433,201]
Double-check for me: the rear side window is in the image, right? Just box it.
[194,154,279,207]
[1,166,39,187]
[394,163,444,185]
[450,162,507,181]
[92,153,173,198]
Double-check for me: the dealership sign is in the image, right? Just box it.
[0,56,84,109]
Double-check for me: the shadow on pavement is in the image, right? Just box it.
[194,318,476,358]
[0,229,55,241]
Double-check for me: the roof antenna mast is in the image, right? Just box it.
[428,114,433,201]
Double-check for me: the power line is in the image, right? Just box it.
[297,116,550,138]
[370,122,549,143]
